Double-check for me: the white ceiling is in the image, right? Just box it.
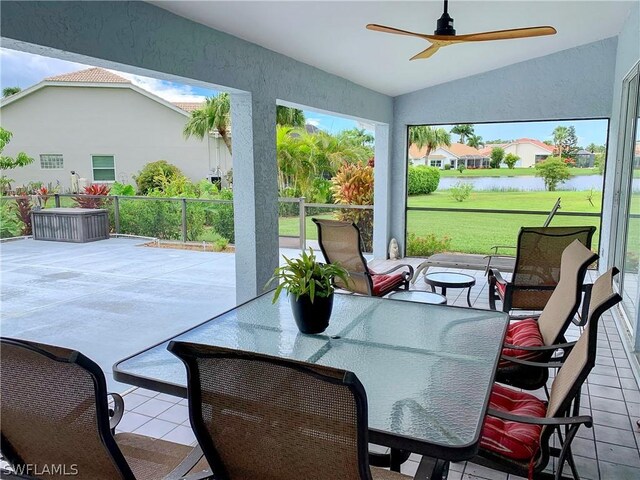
[151,1,635,96]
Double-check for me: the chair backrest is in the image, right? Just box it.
[510,226,596,309]
[0,338,134,480]
[536,240,598,346]
[545,267,621,420]
[542,197,561,228]
[313,218,372,295]
[168,341,372,480]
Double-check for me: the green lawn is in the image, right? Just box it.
[439,167,599,177]
[279,190,605,255]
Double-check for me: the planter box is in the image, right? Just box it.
[31,208,109,243]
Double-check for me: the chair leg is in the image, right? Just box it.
[555,424,582,480]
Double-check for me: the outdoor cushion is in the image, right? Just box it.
[480,383,546,461]
[499,318,544,367]
[371,273,405,296]
[496,278,507,299]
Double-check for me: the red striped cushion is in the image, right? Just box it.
[496,279,507,299]
[499,319,544,367]
[371,273,404,296]
[480,383,546,460]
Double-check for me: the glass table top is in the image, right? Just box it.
[387,290,447,304]
[114,293,508,455]
[424,272,476,286]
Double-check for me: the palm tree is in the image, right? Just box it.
[183,93,232,154]
[276,106,305,127]
[409,126,452,159]
[2,86,21,98]
[338,128,375,147]
[467,134,484,149]
[552,126,569,158]
[451,124,475,144]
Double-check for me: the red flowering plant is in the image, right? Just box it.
[73,184,111,209]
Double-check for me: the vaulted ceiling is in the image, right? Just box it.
[152,1,635,96]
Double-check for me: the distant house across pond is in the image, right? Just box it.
[478,138,555,168]
[409,143,490,169]
[0,67,232,191]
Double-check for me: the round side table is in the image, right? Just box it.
[387,290,447,305]
[424,272,476,307]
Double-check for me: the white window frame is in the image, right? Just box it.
[91,154,116,183]
[39,154,64,170]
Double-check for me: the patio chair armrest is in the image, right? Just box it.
[489,245,517,254]
[487,408,592,428]
[487,268,507,285]
[108,392,124,430]
[164,445,209,480]
[508,313,542,321]
[502,341,576,352]
[500,354,564,368]
[375,263,414,279]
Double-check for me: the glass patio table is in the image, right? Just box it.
[114,292,508,466]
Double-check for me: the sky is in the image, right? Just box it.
[0,48,370,135]
[424,119,609,148]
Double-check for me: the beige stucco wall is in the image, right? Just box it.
[502,143,551,168]
[0,84,233,191]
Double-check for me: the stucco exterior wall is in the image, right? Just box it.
[502,143,551,168]
[0,85,232,190]
[391,38,618,251]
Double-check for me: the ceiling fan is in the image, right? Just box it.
[366,0,557,60]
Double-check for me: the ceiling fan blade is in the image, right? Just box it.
[410,44,442,61]
[438,26,557,42]
[366,23,430,40]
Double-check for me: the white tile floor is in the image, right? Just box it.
[116,267,640,480]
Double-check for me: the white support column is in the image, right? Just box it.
[373,123,391,259]
[230,92,279,303]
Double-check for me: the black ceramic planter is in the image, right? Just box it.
[289,292,334,334]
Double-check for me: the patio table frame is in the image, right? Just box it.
[113,292,508,472]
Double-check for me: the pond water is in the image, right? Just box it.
[438,175,636,191]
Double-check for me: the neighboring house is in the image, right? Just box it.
[479,138,555,168]
[409,143,489,169]
[0,67,232,191]
[574,149,596,167]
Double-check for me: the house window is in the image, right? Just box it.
[430,160,442,168]
[40,154,63,169]
[91,155,116,182]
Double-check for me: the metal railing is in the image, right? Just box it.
[0,194,373,250]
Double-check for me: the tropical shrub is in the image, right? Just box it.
[490,147,505,169]
[134,160,184,194]
[210,188,235,243]
[406,233,452,257]
[331,163,374,251]
[535,156,571,191]
[0,127,34,193]
[407,166,440,195]
[15,196,32,235]
[73,184,111,209]
[444,164,452,170]
[504,153,520,169]
[0,200,21,238]
[449,181,473,202]
[110,182,136,196]
[457,164,465,174]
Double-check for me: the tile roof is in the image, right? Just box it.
[409,142,485,159]
[172,102,205,112]
[45,67,130,84]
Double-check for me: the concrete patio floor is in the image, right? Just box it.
[2,237,640,479]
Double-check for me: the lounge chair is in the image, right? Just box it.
[475,267,621,480]
[487,226,596,312]
[313,218,413,296]
[495,240,598,390]
[168,341,430,479]
[0,338,209,480]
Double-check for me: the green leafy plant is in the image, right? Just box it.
[504,153,520,169]
[268,248,350,303]
[407,166,440,195]
[449,181,473,202]
[110,182,136,196]
[0,200,20,238]
[0,127,34,193]
[214,237,229,251]
[406,233,452,257]
[489,147,505,169]
[457,164,466,174]
[443,164,452,170]
[535,156,571,191]
[134,160,184,194]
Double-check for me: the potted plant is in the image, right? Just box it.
[268,248,349,334]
